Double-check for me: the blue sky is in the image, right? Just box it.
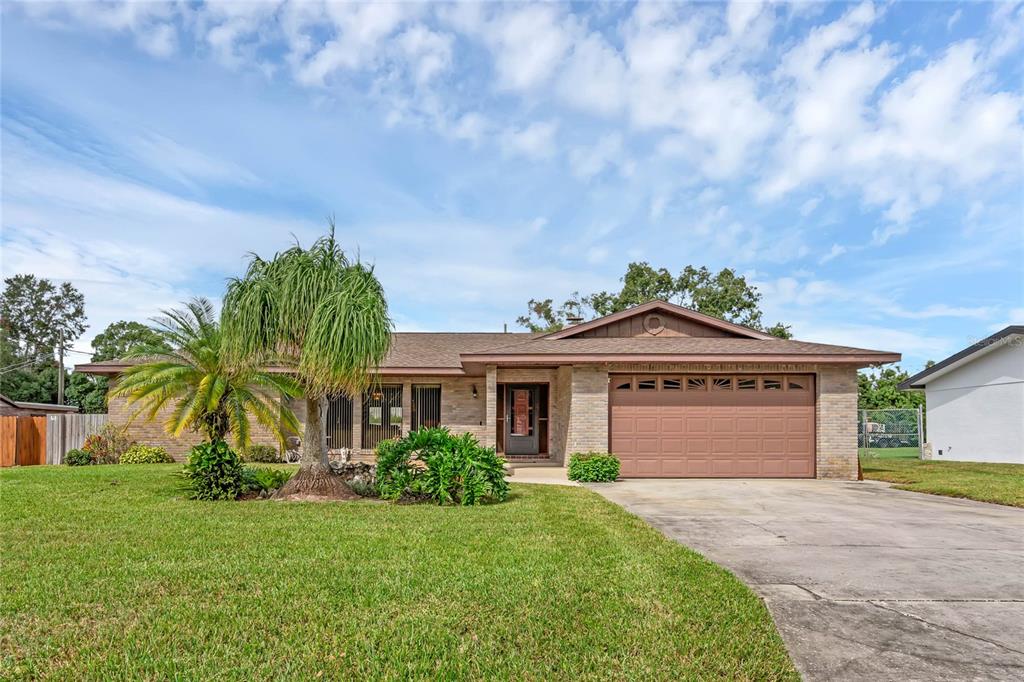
[2,1,1022,373]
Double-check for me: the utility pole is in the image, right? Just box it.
[57,328,65,405]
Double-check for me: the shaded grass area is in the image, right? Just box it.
[862,458,1024,508]
[0,465,795,680]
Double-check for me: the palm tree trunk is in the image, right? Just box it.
[274,396,357,500]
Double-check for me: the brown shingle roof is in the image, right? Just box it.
[463,336,896,357]
[76,330,899,375]
[381,332,537,368]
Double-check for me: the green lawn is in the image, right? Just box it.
[0,465,795,681]
[862,457,1024,508]
[858,446,920,460]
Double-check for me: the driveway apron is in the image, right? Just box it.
[590,479,1024,681]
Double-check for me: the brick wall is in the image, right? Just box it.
[106,381,281,461]
[815,365,859,480]
[566,366,609,455]
[355,375,487,457]
[106,362,863,478]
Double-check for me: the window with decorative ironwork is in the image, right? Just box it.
[362,384,402,449]
[326,394,353,449]
[411,384,441,431]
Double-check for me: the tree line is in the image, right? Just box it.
[0,274,168,411]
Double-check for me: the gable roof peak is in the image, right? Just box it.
[540,300,774,340]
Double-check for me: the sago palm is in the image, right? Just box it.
[221,223,392,499]
[111,297,302,450]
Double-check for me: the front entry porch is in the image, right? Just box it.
[496,382,550,459]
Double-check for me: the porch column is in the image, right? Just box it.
[352,392,362,454]
[401,380,413,437]
[484,365,497,448]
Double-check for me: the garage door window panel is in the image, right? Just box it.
[737,377,757,391]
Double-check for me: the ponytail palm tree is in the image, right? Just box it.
[111,297,302,449]
[222,225,392,499]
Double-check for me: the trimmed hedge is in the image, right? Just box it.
[120,445,174,464]
[243,444,282,463]
[567,452,620,482]
[65,448,92,466]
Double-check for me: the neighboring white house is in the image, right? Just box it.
[901,326,1023,464]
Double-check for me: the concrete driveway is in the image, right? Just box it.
[590,479,1024,681]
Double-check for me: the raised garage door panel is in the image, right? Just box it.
[610,374,815,478]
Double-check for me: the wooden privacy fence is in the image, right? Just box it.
[0,416,47,467]
[46,413,109,465]
[0,413,109,466]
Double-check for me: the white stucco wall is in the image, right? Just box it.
[925,339,1024,463]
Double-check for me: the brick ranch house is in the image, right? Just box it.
[76,301,900,480]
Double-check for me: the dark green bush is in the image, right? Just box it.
[120,444,174,464]
[347,479,377,498]
[242,466,292,493]
[65,448,92,466]
[376,427,509,505]
[567,453,620,482]
[181,440,247,500]
[242,444,282,463]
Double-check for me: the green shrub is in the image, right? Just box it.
[120,444,174,464]
[82,424,134,464]
[181,440,247,500]
[376,427,509,505]
[242,466,292,493]
[242,444,282,463]
[347,479,377,498]
[65,448,92,466]
[567,453,620,482]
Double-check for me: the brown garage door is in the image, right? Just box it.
[610,374,815,478]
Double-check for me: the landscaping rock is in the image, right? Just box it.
[328,460,376,487]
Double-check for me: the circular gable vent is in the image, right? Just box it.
[643,314,665,335]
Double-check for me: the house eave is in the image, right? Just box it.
[460,352,901,367]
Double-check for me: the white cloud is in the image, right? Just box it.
[568,133,624,180]
[793,320,953,360]
[482,4,571,92]
[799,197,821,216]
[449,112,489,146]
[500,121,559,160]
[819,243,846,264]
[397,24,453,86]
[586,246,609,264]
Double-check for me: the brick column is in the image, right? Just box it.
[484,365,497,448]
[401,380,412,437]
[566,366,609,456]
[816,366,858,480]
[352,392,362,452]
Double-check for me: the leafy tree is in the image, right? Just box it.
[517,262,791,338]
[63,321,171,413]
[111,297,302,448]
[222,226,392,499]
[91,320,169,362]
[0,274,86,362]
[64,372,107,413]
[858,367,927,410]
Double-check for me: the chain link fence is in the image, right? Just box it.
[858,408,923,460]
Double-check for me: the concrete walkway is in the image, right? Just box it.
[590,479,1024,681]
[507,465,578,486]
